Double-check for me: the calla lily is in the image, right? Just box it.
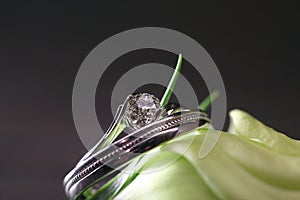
[89,109,300,200]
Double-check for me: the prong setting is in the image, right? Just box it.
[124,93,163,130]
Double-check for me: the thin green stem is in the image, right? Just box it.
[198,91,220,111]
[160,54,183,108]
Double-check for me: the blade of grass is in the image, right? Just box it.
[160,54,183,108]
[198,91,220,111]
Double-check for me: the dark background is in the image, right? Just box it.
[0,1,299,199]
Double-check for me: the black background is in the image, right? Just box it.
[0,1,299,199]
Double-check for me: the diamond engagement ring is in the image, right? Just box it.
[63,55,211,200]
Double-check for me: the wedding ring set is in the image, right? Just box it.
[63,92,210,199]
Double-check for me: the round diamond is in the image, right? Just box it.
[136,93,157,109]
[125,93,162,129]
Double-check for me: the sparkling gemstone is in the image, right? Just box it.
[125,93,162,129]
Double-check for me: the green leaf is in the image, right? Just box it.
[160,54,182,108]
[198,91,219,111]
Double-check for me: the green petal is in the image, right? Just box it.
[93,110,300,200]
[115,151,218,200]
[228,109,300,155]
